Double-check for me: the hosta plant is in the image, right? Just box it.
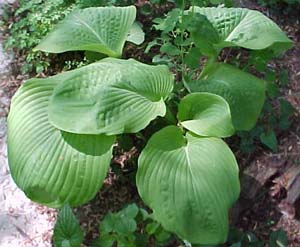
[7,5,292,246]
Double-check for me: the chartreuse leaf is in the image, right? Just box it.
[53,205,83,247]
[35,6,137,57]
[189,7,292,52]
[178,92,234,137]
[189,63,266,131]
[7,76,115,208]
[136,126,240,245]
[48,58,174,135]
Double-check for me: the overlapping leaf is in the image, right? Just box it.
[178,92,234,137]
[189,63,266,130]
[137,126,240,245]
[189,7,292,52]
[127,22,145,45]
[48,58,174,135]
[35,6,138,57]
[7,77,115,208]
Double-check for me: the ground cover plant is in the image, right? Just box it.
[3,0,136,74]
[3,0,75,74]
[6,3,292,246]
[53,204,289,247]
[53,204,174,247]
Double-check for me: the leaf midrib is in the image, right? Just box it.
[73,13,115,55]
[223,10,249,43]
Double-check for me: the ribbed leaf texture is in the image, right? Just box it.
[35,6,137,57]
[7,77,115,208]
[191,7,292,52]
[137,126,240,245]
[48,58,174,135]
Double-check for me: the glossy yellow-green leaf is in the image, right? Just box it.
[137,126,240,245]
[178,92,234,137]
[48,58,174,135]
[7,77,115,208]
[35,6,137,57]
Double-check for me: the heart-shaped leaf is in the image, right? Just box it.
[189,63,266,131]
[178,92,234,137]
[137,126,240,245]
[7,77,115,207]
[35,6,137,57]
[48,58,174,135]
[189,7,292,52]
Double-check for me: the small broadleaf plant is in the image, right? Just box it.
[53,204,84,247]
[7,5,292,246]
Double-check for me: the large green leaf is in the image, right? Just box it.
[34,6,137,57]
[53,205,84,247]
[189,63,266,130]
[7,77,115,208]
[48,58,174,135]
[190,7,292,52]
[137,126,240,245]
[178,92,234,137]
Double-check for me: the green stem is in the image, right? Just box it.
[182,0,185,10]
[164,105,177,125]
[198,56,217,80]
[179,0,189,86]
[136,132,147,142]
[180,0,185,68]
[192,0,195,12]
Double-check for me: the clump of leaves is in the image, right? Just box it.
[7,4,292,246]
[93,204,173,247]
[53,204,289,247]
[53,204,173,247]
[4,0,75,74]
[148,6,295,154]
